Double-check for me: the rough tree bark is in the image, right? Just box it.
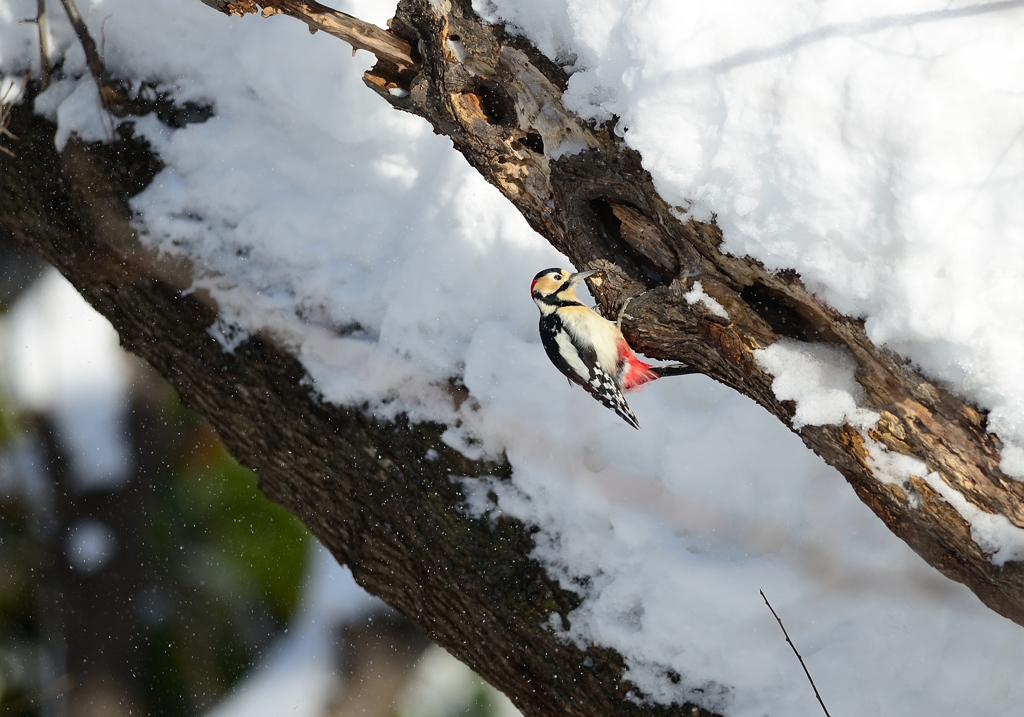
[3,0,1023,715]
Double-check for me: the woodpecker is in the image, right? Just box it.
[531,267,698,429]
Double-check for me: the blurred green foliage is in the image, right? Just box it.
[141,405,311,715]
[172,429,308,625]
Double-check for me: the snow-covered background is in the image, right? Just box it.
[4,0,1024,714]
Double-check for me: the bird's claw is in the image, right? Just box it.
[616,297,634,329]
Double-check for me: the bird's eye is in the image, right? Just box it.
[553,274,562,280]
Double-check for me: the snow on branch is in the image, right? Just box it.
[205,0,1024,630]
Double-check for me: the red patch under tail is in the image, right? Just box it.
[618,343,658,391]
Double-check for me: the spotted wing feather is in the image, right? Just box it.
[539,315,641,429]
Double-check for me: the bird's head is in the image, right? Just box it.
[531,268,601,313]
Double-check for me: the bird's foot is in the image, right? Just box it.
[616,297,634,330]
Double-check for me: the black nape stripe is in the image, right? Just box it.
[534,294,585,308]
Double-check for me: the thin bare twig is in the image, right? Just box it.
[0,75,27,161]
[100,13,113,62]
[59,0,127,129]
[37,0,51,90]
[56,0,138,121]
[58,0,108,85]
[44,3,208,127]
[760,590,833,717]
[17,1,51,91]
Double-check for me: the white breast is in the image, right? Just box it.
[559,306,621,374]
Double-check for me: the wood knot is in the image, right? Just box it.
[706,322,748,368]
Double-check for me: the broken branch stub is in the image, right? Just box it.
[221,0,416,70]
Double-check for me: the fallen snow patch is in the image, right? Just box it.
[755,339,879,430]
[683,280,729,319]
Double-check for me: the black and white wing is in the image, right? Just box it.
[539,316,641,429]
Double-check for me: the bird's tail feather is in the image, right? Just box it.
[650,363,700,378]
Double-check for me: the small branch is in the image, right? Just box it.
[58,0,130,120]
[100,14,114,64]
[760,590,833,717]
[56,0,178,120]
[58,0,108,85]
[0,75,27,160]
[223,0,416,70]
[37,0,52,91]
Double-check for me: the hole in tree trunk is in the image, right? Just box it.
[740,281,827,342]
[589,197,675,285]
[520,132,544,154]
[470,81,516,126]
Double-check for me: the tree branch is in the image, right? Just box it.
[58,0,108,88]
[36,0,52,91]
[353,0,1024,627]
[210,0,417,70]
[760,591,832,717]
[0,96,721,717]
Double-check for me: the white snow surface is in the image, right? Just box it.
[755,340,879,430]
[6,0,1024,714]
[682,280,728,320]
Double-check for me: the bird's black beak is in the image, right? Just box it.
[568,269,602,287]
